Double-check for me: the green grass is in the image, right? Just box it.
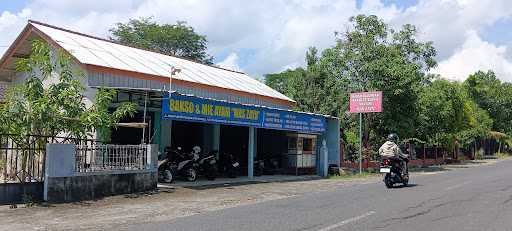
[496,152,512,159]
[328,171,380,180]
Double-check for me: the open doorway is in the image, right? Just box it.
[110,110,155,145]
[171,121,204,153]
[220,125,248,175]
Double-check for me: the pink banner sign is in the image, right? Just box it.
[349,91,383,113]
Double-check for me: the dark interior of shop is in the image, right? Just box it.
[220,125,249,175]
[110,110,156,145]
[257,128,288,169]
[171,121,203,153]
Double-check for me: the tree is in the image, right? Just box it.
[110,17,214,64]
[464,70,512,135]
[457,99,493,148]
[0,40,137,181]
[265,47,347,116]
[320,15,437,152]
[3,39,137,140]
[417,79,482,149]
[265,15,438,159]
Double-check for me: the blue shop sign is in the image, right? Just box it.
[161,93,326,133]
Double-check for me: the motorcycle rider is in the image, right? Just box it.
[379,133,408,175]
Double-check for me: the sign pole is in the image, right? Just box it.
[349,91,382,175]
[168,66,180,149]
[359,112,362,174]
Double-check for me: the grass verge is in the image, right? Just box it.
[328,171,380,180]
[496,152,512,159]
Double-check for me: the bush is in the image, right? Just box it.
[497,152,512,159]
[475,148,484,160]
[22,194,35,208]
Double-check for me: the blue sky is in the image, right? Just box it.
[0,0,29,13]
[1,0,512,82]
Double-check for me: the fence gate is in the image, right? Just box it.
[0,134,95,204]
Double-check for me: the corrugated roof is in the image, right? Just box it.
[28,21,294,103]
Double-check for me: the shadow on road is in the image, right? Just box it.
[390,183,420,189]
[123,187,176,199]
[410,166,449,173]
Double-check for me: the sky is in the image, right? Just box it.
[1,0,512,82]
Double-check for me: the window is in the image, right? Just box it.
[303,138,313,152]
[288,137,297,150]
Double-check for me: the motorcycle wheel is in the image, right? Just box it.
[402,176,409,187]
[187,168,198,182]
[255,166,263,176]
[160,169,174,183]
[384,174,393,188]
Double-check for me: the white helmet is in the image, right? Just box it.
[192,146,201,154]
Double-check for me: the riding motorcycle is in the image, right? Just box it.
[195,149,218,180]
[219,152,239,178]
[158,147,198,183]
[380,157,409,188]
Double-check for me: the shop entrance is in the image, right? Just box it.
[162,120,320,180]
[255,129,287,174]
[170,121,204,153]
[220,125,248,176]
[110,110,156,145]
[256,129,318,175]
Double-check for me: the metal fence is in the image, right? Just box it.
[0,134,96,184]
[75,144,148,173]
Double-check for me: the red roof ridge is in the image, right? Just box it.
[27,20,247,75]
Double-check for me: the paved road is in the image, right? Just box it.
[119,159,512,231]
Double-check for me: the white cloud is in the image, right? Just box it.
[432,30,512,82]
[216,52,242,72]
[1,0,512,81]
[0,8,32,53]
[391,0,512,60]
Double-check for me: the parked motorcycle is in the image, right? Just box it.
[158,146,198,183]
[380,158,409,188]
[254,155,280,176]
[195,149,218,180]
[158,147,175,183]
[219,152,239,178]
[254,158,264,176]
[263,155,280,175]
